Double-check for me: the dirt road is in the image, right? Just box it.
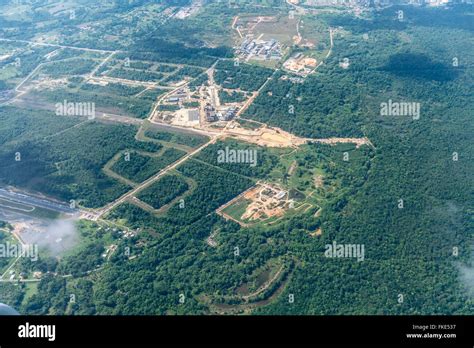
[96,135,220,218]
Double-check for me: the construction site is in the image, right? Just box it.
[224,121,308,148]
[218,183,294,226]
[152,67,244,129]
[283,53,318,76]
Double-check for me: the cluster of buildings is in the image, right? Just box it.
[166,87,189,104]
[102,244,118,259]
[162,87,200,125]
[239,184,293,222]
[204,103,238,122]
[98,225,136,239]
[283,53,318,76]
[237,38,282,61]
[280,75,305,84]
[261,186,288,202]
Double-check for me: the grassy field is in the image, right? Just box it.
[221,197,251,222]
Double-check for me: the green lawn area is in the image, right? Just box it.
[222,198,251,222]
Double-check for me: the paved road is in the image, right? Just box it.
[11,97,144,126]
[96,135,220,218]
[0,188,76,214]
[0,38,116,54]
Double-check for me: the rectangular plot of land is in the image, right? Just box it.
[110,148,186,184]
[136,175,190,210]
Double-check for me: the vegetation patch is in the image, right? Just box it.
[137,175,190,210]
[110,149,186,183]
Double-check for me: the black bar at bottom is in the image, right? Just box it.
[0,315,472,346]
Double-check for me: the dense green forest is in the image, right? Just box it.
[110,148,185,183]
[80,82,146,97]
[41,59,98,77]
[137,175,189,210]
[32,88,156,119]
[219,90,248,103]
[215,60,274,92]
[106,68,164,82]
[0,2,472,316]
[154,64,178,73]
[144,127,209,148]
[168,160,255,226]
[0,110,165,207]
[196,139,280,179]
[251,8,473,314]
[163,66,204,82]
